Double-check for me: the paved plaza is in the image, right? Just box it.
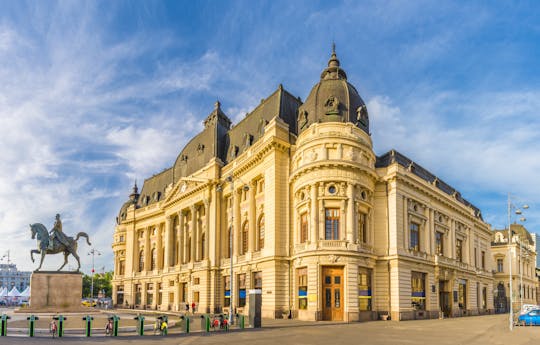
[1,314,539,345]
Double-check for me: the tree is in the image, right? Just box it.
[82,271,113,298]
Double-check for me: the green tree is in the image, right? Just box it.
[82,271,113,298]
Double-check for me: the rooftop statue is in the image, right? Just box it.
[29,214,91,272]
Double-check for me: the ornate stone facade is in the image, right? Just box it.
[112,48,494,321]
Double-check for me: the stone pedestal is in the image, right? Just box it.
[29,271,83,311]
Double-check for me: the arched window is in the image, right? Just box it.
[150,248,157,270]
[138,250,144,272]
[258,215,265,250]
[242,222,249,255]
[201,233,206,260]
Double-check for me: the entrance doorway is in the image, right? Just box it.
[439,280,451,317]
[322,266,344,321]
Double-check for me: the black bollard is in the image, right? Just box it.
[27,315,39,337]
[134,314,145,336]
[82,315,93,337]
[1,314,10,336]
[53,315,67,337]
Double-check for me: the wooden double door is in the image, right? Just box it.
[322,266,344,321]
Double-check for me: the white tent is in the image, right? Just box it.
[8,287,20,297]
[20,286,30,297]
[0,287,7,297]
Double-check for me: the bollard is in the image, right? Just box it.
[27,315,39,337]
[82,315,93,337]
[111,315,120,337]
[53,315,67,337]
[180,315,190,333]
[134,314,145,336]
[1,314,10,336]
[200,315,210,333]
[238,314,245,329]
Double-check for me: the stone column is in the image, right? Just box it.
[174,279,180,311]
[310,183,318,243]
[249,180,257,252]
[164,216,172,268]
[233,188,241,256]
[144,227,151,271]
[191,206,196,263]
[178,212,185,265]
[157,223,163,270]
[204,200,210,260]
[340,199,346,240]
[346,183,355,243]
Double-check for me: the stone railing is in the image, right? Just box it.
[319,240,348,249]
[294,243,308,252]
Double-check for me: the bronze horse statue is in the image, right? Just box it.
[30,223,91,272]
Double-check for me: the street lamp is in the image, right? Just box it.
[507,194,529,331]
[216,174,249,325]
[88,248,101,299]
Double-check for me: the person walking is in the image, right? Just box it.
[191,302,196,314]
[50,320,58,338]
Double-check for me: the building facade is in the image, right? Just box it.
[492,224,537,313]
[0,263,31,291]
[112,49,494,321]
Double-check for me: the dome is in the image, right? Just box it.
[298,45,369,134]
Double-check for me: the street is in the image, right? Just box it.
[0,314,539,345]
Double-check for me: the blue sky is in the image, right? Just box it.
[0,1,539,272]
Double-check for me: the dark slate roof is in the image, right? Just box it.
[138,167,174,207]
[376,150,483,220]
[125,86,301,209]
[225,85,301,163]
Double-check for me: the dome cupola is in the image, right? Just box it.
[298,45,369,134]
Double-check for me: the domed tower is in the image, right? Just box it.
[297,44,369,134]
[290,47,377,322]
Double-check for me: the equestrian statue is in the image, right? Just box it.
[30,214,91,272]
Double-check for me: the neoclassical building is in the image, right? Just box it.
[492,224,537,313]
[112,48,494,321]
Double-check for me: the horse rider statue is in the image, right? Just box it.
[49,214,70,250]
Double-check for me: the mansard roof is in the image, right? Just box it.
[376,150,483,220]
[129,85,301,208]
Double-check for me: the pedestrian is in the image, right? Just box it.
[50,320,58,338]
[191,302,196,314]
[160,319,168,336]
[153,318,160,335]
[105,319,113,336]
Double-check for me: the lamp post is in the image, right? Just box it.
[507,193,529,331]
[88,249,101,299]
[217,174,249,325]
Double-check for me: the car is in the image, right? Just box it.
[518,309,540,325]
[81,299,97,307]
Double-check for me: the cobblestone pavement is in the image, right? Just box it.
[1,314,539,345]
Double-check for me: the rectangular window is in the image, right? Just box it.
[435,232,443,255]
[497,259,503,272]
[194,291,200,303]
[409,222,420,251]
[224,276,230,307]
[253,271,262,289]
[411,271,426,310]
[238,273,246,307]
[297,268,308,310]
[481,251,485,269]
[135,284,142,305]
[358,268,372,311]
[358,212,367,243]
[194,277,200,285]
[456,239,463,262]
[458,279,467,309]
[474,248,477,267]
[300,213,308,243]
[325,208,340,240]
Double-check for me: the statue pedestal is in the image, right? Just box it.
[28,271,83,311]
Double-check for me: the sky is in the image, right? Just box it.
[0,0,539,273]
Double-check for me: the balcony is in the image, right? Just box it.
[319,240,348,249]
